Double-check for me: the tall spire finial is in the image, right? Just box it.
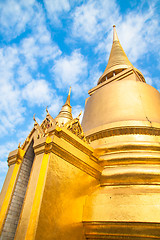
[98,25,133,84]
[33,114,37,126]
[113,25,119,42]
[66,86,71,106]
[46,106,48,113]
[69,86,71,96]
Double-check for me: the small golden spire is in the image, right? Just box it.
[77,110,82,120]
[113,25,119,42]
[69,86,71,95]
[33,114,37,126]
[55,87,73,126]
[65,87,71,106]
[46,106,49,114]
[45,106,56,125]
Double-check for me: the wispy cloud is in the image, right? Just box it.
[0,161,8,173]
[71,0,160,71]
[0,141,18,159]
[22,79,63,113]
[52,50,88,97]
[117,4,160,63]
[22,79,53,106]
[44,0,70,24]
[0,46,25,136]
[71,0,120,42]
[0,1,62,137]
[47,97,63,117]
[0,0,36,39]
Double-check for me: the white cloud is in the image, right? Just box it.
[44,0,70,24]
[22,78,63,119]
[0,141,18,159]
[106,3,159,66]
[19,16,61,70]
[0,161,8,173]
[0,47,25,136]
[17,65,33,84]
[0,45,26,135]
[0,46,20,82]
[0,0,35,39]
[117,6,160,63]
[20,35,60,70]
[72,0,120,42]
[0,0,62,65]
[88,65,103,87]
[16,121,35,145]
[47,97,64,118]
[0,86,25,137]
[22,79,53,106]
[71,0,160,69]
[20,37,39,70]
[52,50,88,97]
[0,2,62,137]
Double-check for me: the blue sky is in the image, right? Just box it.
[0,0,160,191]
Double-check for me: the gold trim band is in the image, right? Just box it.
[87,126,160,142]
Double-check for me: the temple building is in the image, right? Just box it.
[1,25,160,239]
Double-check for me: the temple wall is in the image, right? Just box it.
[1,128,101,240]
[35,152,98,240]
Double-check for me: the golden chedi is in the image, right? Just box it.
[0,25,160,240]
[82,26,160,239]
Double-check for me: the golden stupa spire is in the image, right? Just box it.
[98,25,133,84]
[113,24,119,42]
[55,87,73,126]
[66,86,71,105]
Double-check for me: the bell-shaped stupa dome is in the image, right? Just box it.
[82,26,160,138]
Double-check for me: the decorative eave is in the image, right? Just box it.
[33,126,102,179]
[64,117,87,142]
[19,105,86,153]
[33,114,45,138]
[41,107,56,134]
